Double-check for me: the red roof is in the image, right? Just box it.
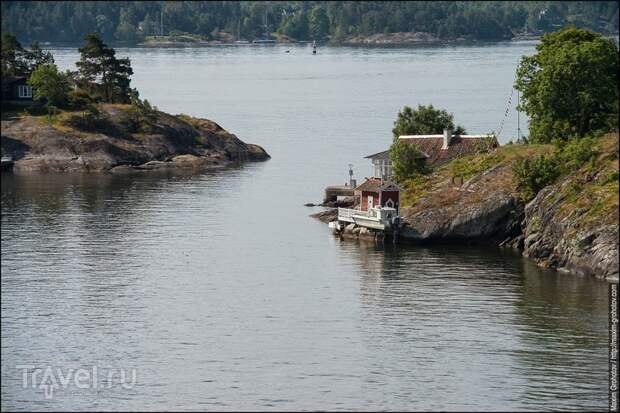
[399,136,497,167]
[355,177,400,193]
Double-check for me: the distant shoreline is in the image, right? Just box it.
[32,32,618,49]
[36,37,540,49]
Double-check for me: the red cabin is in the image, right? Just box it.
[354,178,400,212]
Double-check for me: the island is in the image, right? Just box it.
[314,131,618,281]
[1,106,269,173]
[0,33,269,173]
[312,27,619,281]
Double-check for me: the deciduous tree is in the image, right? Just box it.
[515,27,619,143]
[392,104,466,138]
[28,63,70,107]
[389,139,428,181]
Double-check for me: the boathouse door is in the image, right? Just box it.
[367,196,373,210]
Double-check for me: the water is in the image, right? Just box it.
[1,43,611,411]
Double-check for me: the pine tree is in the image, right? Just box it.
[76,33,133,103]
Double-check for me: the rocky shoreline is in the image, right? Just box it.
[1,105,269,173]
[312,134,619,281]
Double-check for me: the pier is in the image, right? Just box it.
[323,185,354,204]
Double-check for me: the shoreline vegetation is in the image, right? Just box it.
[1,33,269,173]
[136,32,545,48]
[38,31,620,49]
[3,1,618,46]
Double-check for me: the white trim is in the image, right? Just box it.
[399,134,443,139]
[18,85,32,98]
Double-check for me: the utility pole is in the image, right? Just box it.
[517,89,521,142]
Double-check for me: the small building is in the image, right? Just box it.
[333,174,401,235]
[354,177,400,213]
[365,128,498,180]
[1,76,34,103]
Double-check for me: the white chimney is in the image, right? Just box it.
[442,128,453,149]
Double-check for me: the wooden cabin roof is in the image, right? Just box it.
[355,177,400,193]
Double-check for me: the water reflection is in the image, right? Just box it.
[336,240,609,410]
[1,40,611,410]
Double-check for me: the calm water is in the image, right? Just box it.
[0,43,611,411]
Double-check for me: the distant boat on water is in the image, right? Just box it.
[252,39,276,44]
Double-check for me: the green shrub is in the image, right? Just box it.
[553,136,598,174]
[513,155,561,201]
[67,89,93,110]
[512,135,601,200]
[120,96,159,133]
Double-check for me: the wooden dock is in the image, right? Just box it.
[323,185,354,204]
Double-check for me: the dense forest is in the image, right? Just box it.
[2,1,618,44]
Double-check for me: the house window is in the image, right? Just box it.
[18,85,32,98]
[383,160,392,178]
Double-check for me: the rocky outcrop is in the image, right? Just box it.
[1,106,269,173]
[401,134,619,279]
[310,208,338,223]
[399,165,524,244]
[312,134,619,280]
[520,165,619,281]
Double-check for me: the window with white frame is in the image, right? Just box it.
[18,85,32,98]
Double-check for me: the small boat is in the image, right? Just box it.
[252,39,276,44]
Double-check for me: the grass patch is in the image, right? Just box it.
[450,152,503,181]
[399,142,552,207]
[177,113,203,129]
[400,174,433,207]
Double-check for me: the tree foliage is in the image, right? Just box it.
[27,63,70,107]
[389,139,428,181]
[1,2,617,44]
[515,27,619,143]
[1,32,53,77]
[309,6,330,41]
[392,104,466,138]
[76,33,133,103]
